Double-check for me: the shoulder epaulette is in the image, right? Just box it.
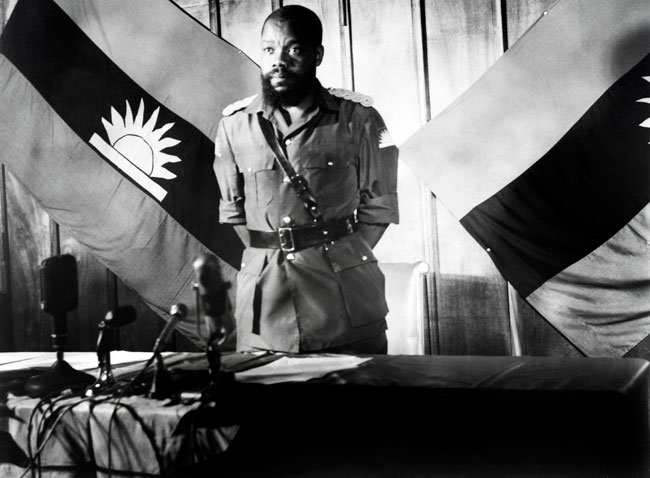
[222,94,258,116]
[328,88,373,107]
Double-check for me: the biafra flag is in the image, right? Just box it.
[0,0,259,343]
[401,0,650,357]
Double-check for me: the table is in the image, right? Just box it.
[1,352,649,477]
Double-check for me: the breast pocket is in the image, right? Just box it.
[300,143,356,200]
[238,148,278,207]
[325,234,388,328]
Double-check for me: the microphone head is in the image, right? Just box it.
[192,253,227,318]
[104,305,137,328]
[192,253,222,288]
[40,254,78,315]
[170,303,188,318]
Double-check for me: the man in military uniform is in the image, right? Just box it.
[213,5,398,354]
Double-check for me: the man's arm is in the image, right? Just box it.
[356,107,399,244]
[214,118,247,231]
[358,222,388,249]
[233,224,250,247]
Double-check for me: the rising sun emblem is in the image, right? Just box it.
[89,99,181,201]
[638,76,650,137]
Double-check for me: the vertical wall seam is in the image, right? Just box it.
[209,0,221,37]
[344,0,355,91]
[500,0,510,52]
[498,0,520,355]
[413,0,440,354]
[0,165,15,350]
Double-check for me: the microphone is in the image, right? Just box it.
[192,253,234,390]
[40,254,78,358]
[85,306,137,396]
[24,255,94,397]
[148,304,187,399]
[192,253,228,339]
[103,305,136,329]
[152,303,188,354]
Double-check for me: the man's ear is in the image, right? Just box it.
[316,45,324,67]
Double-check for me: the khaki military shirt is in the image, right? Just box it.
[214,84,399,352]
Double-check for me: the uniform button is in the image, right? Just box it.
[241,262,246,268]
[327,161,334,167]
[323,230,328,236]
[246,167,252,173]
[286,253,295,261]
[282,216,293,225]
[285,138,292,146]
[283,176,291,183]
[362,255,368,261]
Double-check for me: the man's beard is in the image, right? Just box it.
[261,69,316,108]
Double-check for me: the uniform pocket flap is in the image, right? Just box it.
[326,234,377,273]
[238,146,275,174]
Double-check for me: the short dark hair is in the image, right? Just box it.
[262,5,323,47]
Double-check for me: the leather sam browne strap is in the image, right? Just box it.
[257,115,323,223]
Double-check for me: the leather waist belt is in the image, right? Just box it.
[249,215,357,252]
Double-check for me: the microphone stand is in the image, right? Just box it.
[85,306,136,397]
[25,254,94,398]
[85,319,115,396]
[147,303,187,399]
[193,282,234,402]
[148,352,174,400]
[24,311,94,397]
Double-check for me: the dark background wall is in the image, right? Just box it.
[1,0,646,358]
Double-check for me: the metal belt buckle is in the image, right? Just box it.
[278,227,296,252]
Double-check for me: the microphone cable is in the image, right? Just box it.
[21,388,99,478]
[103,305,183,478]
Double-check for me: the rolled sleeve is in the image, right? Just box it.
[357,108,399,225]
[213,119,246,224]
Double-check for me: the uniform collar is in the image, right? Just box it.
[244,79,340,117]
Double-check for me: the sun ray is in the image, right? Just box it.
[102,117,117,145]
[124,100,134,129]
[134,99,145,129]
[147,121,174,143]
[110,106,124,133]
[142,107,161,136]
[156,137,181,150]
[156,151,182,164]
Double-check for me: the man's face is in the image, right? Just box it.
[260,19,323,107]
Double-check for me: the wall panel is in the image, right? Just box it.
[0,166,11,351]
[219,0,273,66]
[0,2,11,351]
[57,234,113,352]
[115,281,165,351]
[505,0,556,48]
[4,172,56,351]
[173,0,211,28]
[348,0,429,267]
